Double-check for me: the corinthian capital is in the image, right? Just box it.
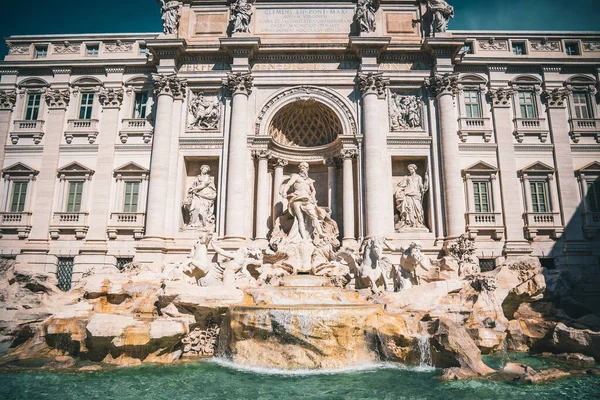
[98,87,124,108]
[425,73,459,97]
[223,72,253,95]
[252,149,271,160]
[542,88,572,108]
[0,90,17,110]
[152,74,187,99]
[44,89,71,109]
[488,88,516,107]
[358,72,389,99]
[340,148,358,159]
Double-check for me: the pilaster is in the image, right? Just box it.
[0,89,17,172]
[253,149,271,241]
[340,148,358,245]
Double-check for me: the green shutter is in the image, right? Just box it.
[123,181,140,213]
[10,182,28,212]
[67,181,83,212]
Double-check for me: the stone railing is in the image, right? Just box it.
[513,117,549,143]
[107,212,146,239]
[584,212,600,228]
[524,211,563,239]
[10,120,45,144]
[0,212,33,239]
[65,119,99,144]
[457,117,493,142]
[568,118,600,143]
[119,118,153,144]
[50,212,89,239]
[465,212,503,239]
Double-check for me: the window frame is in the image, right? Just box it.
[463,89,482,118]
[529,180,549,213]
[24,93,42,121]
[586,179,600,213]
[78,92,95,120]
[122,180,141,213]
[132,92,149,119]
[86,44,100,57]
[565,41,581,56]
[34,45,48,59]
[572,91,592,119]
[511,41,527,56]
[10,181,29,213]
[66,180,85,213]
[472,180,491,213]
[518,90,538,119]
[1,163,39,214]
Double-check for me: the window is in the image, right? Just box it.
[464,90,481,118]
[123,181,140,213]
[518,91,537,119]
[57,258,74,292]
[24,93,41,120]
[78,93,94,120]
[86,44,99,57]
[512,42,526,55]
[133,92,149,119]
[587,180,600,213]
[34,46,47,58]
[10,182,28,212]
[479,259,496,272]
[117,257,134,271]
[139,45,148,56]
[461,42,473,55]
[530,181,549,213]
[66,181,84,212]
[473,181,490,213]
[539,258,555,269]
[565,42,580,56]
[573,92,592,119]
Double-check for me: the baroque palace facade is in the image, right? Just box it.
[0,1,599,292]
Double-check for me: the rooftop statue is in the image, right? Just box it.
[428,0,454,33]
[229,0,253,34]
[395,164,429,230]
[355,0,377,33]
[157,0,182,36]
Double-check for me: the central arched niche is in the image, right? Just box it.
[268,100,342,148]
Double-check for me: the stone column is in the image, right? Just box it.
[426,74,465,239]
[522,174,533,212]
[252,149,270,240]
[0,90,17,171]
[324,156,340,222]
[145,74,186,238]
[223,72,253,240]
[464,174,474,213]
[491,173,502,214]
[358,72,394,237]
[28,89,70,241]
[543,88,586,247]
[488,88,531,253]
[86,87,124,241]
[271,157,288,226]
[341,149,357,242]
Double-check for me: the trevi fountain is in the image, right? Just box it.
[1,0,600,399]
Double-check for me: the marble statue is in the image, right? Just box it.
[269,162,341,275]
[428,0,454,33]
[158,0,181,36]
[211,240,263,288]
[398,242,432,287]
[337,237,399,294]
[229,0,253,34]
[163,232,212,283]
[188,93,220,130]
[355,0,376,33]
[390,94,422,130]
[182,165,217,230]
[395,164,429,230]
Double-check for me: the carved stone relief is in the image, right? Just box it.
[530,39,560,51]
[0,90,17,110]
[478,39,508,51]
[187,92,221,131]
[8,44,30,55]
[583,41,600,52]
[53,41,81,54]
[105,40,134,53]
[389,93,423,131]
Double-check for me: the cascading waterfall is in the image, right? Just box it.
[415,334,432,368]
[499,337,510,368]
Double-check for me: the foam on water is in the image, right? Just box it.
[209,357,436,376]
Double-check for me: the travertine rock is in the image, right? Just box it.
[366,312,424,364]
[541,323,600,361]
[43,355,76,370]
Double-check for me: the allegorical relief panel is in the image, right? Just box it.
[187,92,221,131]
[389,93,424,132]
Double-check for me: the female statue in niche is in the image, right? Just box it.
[394,164,429,230]
[182,165,217,230]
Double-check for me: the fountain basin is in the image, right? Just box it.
[220,303,383,370]
[243,286,368,306]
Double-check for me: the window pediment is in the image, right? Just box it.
[2,162,39,179]
[57,161,95,179]
[519,161,555,177]
[113,162,149,178]
[577,161,600,176]
[463,161,498,176]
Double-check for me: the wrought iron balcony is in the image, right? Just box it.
[0,212,32,239]
[457,117,493,142]
[10,120,45,145]
[465,212,503,240]
[513,118,549,143]
[119,118,153,144]
[568,118,600,143]
[50,212,89,239]
[524,212,563,239]
[65,119,99,144]
[107,212,146,239]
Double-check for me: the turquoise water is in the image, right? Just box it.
[1,357,599,400]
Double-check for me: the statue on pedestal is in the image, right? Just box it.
[355,0,376,33]
[229,0,253,34]
[157,0,182,36]
[428,0,454,33]
[182,165,217,230]
[394,164,429,230]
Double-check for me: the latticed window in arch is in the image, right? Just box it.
[268,100,342,147]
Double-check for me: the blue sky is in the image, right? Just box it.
[1,0,599,59]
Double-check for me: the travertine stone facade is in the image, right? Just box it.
[0,1,599,302]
